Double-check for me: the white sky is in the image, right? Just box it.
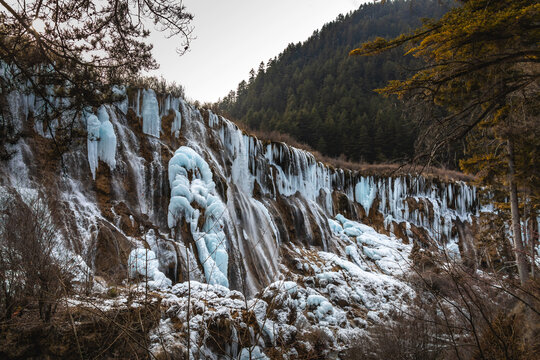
[148,0,371,103]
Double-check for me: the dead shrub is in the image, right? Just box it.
[0,186,74,322]
[342,305,447,360]
[298,327,334,360]
[342,247,540,360]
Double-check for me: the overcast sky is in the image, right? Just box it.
[147,0,371,103]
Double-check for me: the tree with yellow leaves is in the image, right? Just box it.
[351,0,539,284]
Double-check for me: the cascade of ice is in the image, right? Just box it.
[134,89,141,117]
[227,191,281,290]
[168,146,229,287]
[207,113,282,282]
[350,175,478,244]
[96,106,117,169]
[6,91,23,126]
[208,110,219,127]
[208,106,481,254]
[265,144,333,203]
[355,176,377,214]
[169,96,182,137]
[85,112,101,179]
[210,113,261,196]
[207,112,337,211]
[107,104,150,215]
[160,94,182,137]
[207,111,334,288]
[228,126,256,195]
[84,106,117,178]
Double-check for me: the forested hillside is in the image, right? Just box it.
[216,0,455,163]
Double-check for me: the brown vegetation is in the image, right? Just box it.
[0,294,161,359]
[0,187,72,323]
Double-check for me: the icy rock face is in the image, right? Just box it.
[206,110,478,249]
[368,176,478,249]
[1,86,483,294]
[1,85,502,359]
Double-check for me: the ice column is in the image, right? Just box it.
[97,106,117,169]
[142,89,161,137]
[86,106,116,179]
[170,97,182,137]
[168,146,229,287]
[86,112,101,179]
[355,176,377,214]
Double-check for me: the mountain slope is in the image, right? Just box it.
[216,0,455,163]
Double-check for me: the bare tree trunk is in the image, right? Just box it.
[531,217,538,280]
[507,139,529,285]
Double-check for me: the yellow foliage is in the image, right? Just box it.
[351,0,539,208]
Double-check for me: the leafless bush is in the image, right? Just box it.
[342,305,447,360]
[0,186,73,322]
[353,248,540,360]
[129,76,186,98]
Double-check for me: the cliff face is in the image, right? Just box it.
[0,88,482,357]
[0,88,479,292]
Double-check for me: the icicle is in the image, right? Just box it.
[97,106,117,169]
[85,112,100,179]
[142,89,161,137]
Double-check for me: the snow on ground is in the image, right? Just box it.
[332,214,412,275]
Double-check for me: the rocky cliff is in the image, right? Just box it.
[0,87,485,358]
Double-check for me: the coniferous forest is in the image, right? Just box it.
[216,0,454,164]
